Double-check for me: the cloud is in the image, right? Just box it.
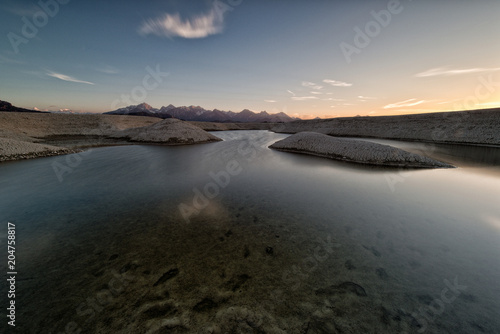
[264,100,277,103]
[322,98,345,101]
[323,79,352,87]
[476,102,500,107]
[96,65,120,74]
[384,99,425,109]
[286,90,296,96]
[310,91,322,95]
[415,67,500,78]
[138,3,227,39]
[46,71,94,85]
[437,99,461,105]
[358,95,377,100]
[302,81,323,90]
[292,96,319,101]
[0,54,24,64]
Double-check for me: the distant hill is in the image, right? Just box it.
[105,103,298,123]
[0,100,43,113]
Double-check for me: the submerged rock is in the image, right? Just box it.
[315,281,367,297]
[269,132,454,168]
[153,268,179,287]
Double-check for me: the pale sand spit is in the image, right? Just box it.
[113,118,222,144]
[269,132,455,168]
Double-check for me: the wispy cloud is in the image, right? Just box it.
[138,3,226,39]
[292,96,319,101]
[310,91,322,95]
[322,98,345,101]
[0,54,24,64]
[437,99,461,105]
[476,102,500,107]
[358,95,377,100]
[384,98,425,109]
[415,67,500,78]
[46,71,95,85]
[96,65,120,75]
[302,81,323,90]
[323,79,352,87]
[287,90,296,96]
[264,99,277,103]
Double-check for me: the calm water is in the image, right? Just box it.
[0,130,499,333]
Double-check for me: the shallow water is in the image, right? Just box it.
[0,130,499,333]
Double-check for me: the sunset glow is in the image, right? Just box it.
[1,0,499,118]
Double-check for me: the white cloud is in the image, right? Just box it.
[138,3,227,39]
[46,71,94,85]
[302,81,323,90]
[415,67,500,78]
[292,96,319,101]
[322,98,345,101]
[97,65,120,74]
[323,79,352,87]
[437,99,461,105]
[287,90,296,96]
[264,100,277,103]
[358,95,377,100]
[476,102,500,107]
[310,91,322,95]
[384,98,425,109]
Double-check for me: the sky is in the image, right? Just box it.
[1,0,499,119]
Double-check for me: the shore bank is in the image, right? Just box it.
[0,113,220,162]
[270,132,455,168]
[187,121,276,131]
[271,108,500,146]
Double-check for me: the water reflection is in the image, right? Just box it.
[0,130,498,333]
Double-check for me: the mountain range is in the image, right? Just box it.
[104,103,298,123]
[0,100,298,122]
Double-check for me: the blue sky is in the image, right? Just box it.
[1,0,499,118]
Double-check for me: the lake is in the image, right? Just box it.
[0,130,499,333]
